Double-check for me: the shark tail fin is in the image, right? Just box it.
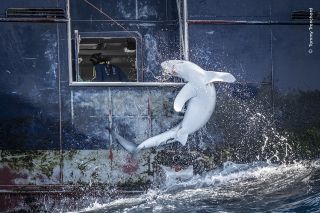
[137,125,180,150]
[205,71,236,84]
[176,130,189,146]
[107,127,137,153]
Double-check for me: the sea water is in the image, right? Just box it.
[64,72,320,212]
[73,160,320,213]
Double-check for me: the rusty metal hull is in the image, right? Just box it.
[1,0,320,211]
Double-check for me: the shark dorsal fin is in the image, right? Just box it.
[173,83,196,112]
[205,71,236,84]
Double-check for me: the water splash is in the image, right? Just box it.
[71,160,320,213]
[154,69,175,82]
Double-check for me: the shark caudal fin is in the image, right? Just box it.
[205,71,236,84]
[176,131,189,146]
[136,125,180,150]
[106,127,138,153]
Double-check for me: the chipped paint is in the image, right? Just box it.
[117,1,135,19]
[122,155,139,174]
[131,23,157,27]
[43,33,58,84]
[0,150,61,185]
[63,150,150,186]
[139,5,157,19]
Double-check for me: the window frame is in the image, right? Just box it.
[70,30,144,86]
[69,30,184,87]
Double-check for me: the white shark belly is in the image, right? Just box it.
[114,60,235,152]
[180,87,216,134]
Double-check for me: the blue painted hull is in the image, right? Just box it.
[0,0,320,211]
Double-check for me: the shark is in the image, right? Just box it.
[109,60,236,153]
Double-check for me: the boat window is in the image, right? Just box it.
[72,31,140,83]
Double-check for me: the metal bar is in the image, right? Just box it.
[0,184,145,195]
[187,19,320,25]
[68,81,271,87]
[67,0,73,86]
[71,19,178,23]
[69,81,185,87]
[270,28,275,115]
[65,0,72,185]
[135,0,138,20]
[74,30,80,82]
[108,87,113,169]
[183,0,189,60]
[0,18,68,22]
[176,0,183,59]
[137,35,144,82]
[77,49,136,56]
[56,23,63,186]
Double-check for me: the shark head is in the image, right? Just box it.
[161,60,236,84]
[161,60,204,82]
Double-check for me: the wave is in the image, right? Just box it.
[75,160,320,213]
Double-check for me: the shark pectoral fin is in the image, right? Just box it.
[174,83,196,112]
[205,71,236,84]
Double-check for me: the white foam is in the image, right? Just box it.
[77,160,317,212]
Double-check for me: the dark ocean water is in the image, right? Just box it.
[73,160,320,213]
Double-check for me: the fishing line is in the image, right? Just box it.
[82,0,130,32]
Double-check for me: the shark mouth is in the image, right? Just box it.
[163,66,176,76]
[156,64,177,82]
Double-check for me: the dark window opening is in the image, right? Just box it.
[74,36,137,83]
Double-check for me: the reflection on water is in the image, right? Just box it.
[74,160,320,213]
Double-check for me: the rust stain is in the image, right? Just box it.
[109,145,113,161]
[122,155,139,174]
[0,166,27,185]
[173,164,183,172]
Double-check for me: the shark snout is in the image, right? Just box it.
[161,62,173,75]
[161,61,180,76]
